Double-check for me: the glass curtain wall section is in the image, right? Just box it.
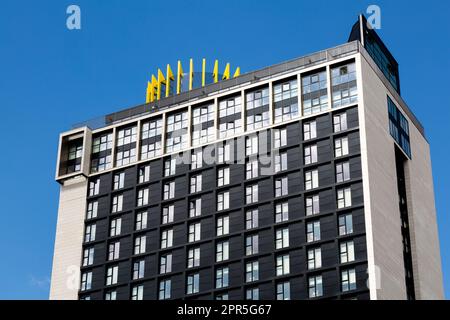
[219,95,242,138]
[166,110,188,153]
[273,79,299,123]
[115,125,137,167]
[140,117,163,160]
[331,62,357,108]
[301,70,328,116]
[245,87,270,131]
[192,103,215,146]
[90,131,113,173]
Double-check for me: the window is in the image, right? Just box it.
[305,169,319,190]
[331,63,357,108]
[106,266,118,286]
[216,241,229,262]
[138,165,150,183]
[246,184,258,204]
[135,211,148,230]
[86,201,98,219]
[137,188,149,207]
[131,285,144,300]
[388,96,411,157]
[188,222,201,243]
[217,192,230,211]
[91,133,113,173]
[275,202,289,223]
[108,242,120,261]
[191,149,203,169]
[306,195,320,216]
[217,143,231,163]
[112,194,123,212]
[217,216,229,236]
[141,118,163,160]
[113,172,125,190]
[273,79,299,123]
[275,228,289,249]
[339,214,353,236]
[276,255,290,276]
[162,205,174,224]
[337,187,352,209]
[80,272,92,291]
[303,121,317,141]
[163,181,175,200]
[276,282,290,300]
[189,198,201,218]
[105,291,117,300]
[216,293,229,300]
[134,236,146,254]
[307,221,321,242]
[333,113,348,132]
[275,177,288,197]
[246,261,259,282]
[219,96,242,138]
[246,135,259,156]
[89,178,100,197]
[246,88,270,130]
[187,247,200,268]
[84,224,96,243]
[82,248,94,266]
[164,158,177,177]
[302,71,328,115]
[246,209,258,230]
[336,162,350,183]
[218,167,230,187]
[308,275,323,298]
[335,137,349,157]
[273,128,287,148]
[274,152,287,173]
[340,241,355,263]
[166,111,188,152]
[216,267,229,288]
[161,229,173,249]
[110,218,122,237]
[341,269,357,292]
[308,248,322,270]
[304,145,318,165]
[160,254,172,274]
[190,174,202,193]
[246,234,259,256]
[246,159,259,179]
[115,126,137,167]
[192,104,215,146]
[246,288,259,300]
[187,274,200,294]
[133,260,145,279]
[159,279,171,300]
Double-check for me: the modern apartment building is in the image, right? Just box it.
[50,15,444,300]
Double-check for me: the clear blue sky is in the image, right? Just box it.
[0,0,448,299]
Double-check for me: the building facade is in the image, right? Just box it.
[50,16,444,300]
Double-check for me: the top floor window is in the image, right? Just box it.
[246,88,270,131]
[192,104,215,146]
[273,79,299,123]
[219,96,242,138]
[302,71,328,115]
[91,132,113,173]
[331,63,357,108]
[141,117,163,160]
[166,111,188,153]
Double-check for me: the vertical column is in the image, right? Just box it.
[110,127,117,170]
[136,120,142,162]
[187,105,193,148]
[326,64,333,110]
[82,128,92,175]
[240,89,245,134]
[268,81,274,125]
[214,97,219,140]
[297,74,303,117]
[161,112,167,154]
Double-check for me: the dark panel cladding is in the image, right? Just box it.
[79,105,368,300]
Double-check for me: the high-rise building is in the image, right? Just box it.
[50,16,443,300]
